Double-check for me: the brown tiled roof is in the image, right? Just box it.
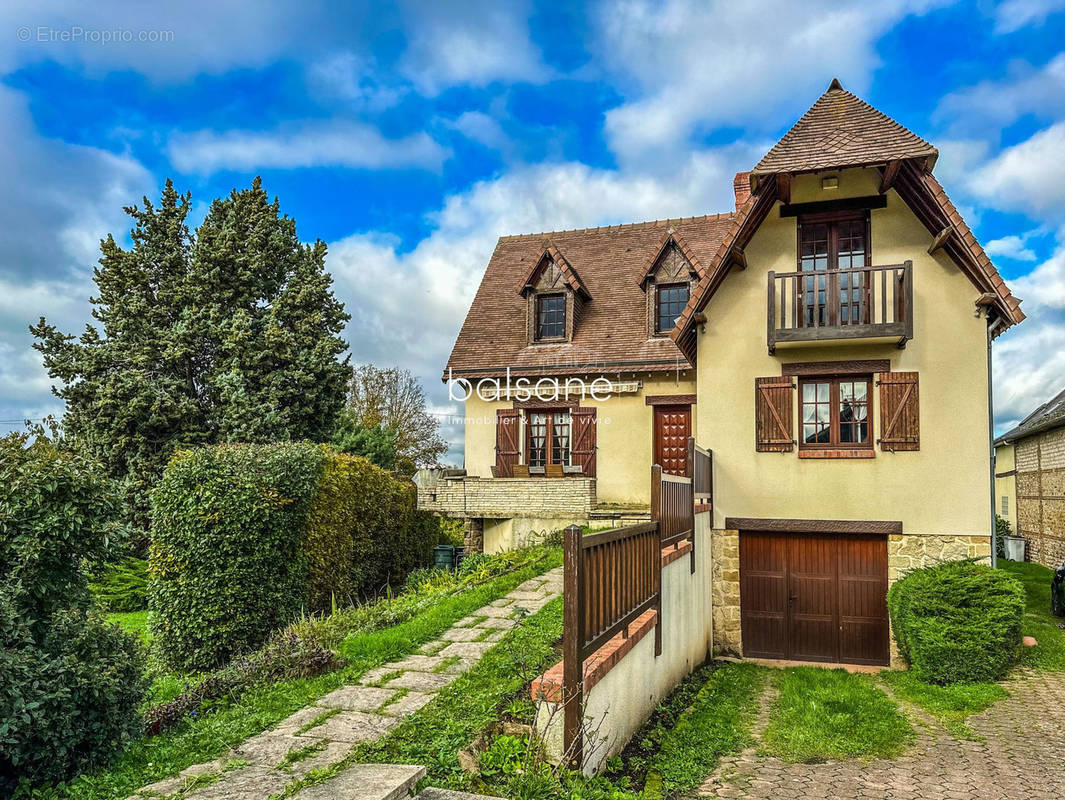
[444,214,735,379]
[518,245,591,300]
[995,386,1065,444]
[751,79,938,178]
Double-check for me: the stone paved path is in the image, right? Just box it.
[696,668,1065,800]
[128,567,562,800]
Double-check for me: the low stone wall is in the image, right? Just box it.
[709,529,992,665]
[534,512,713,776]
[417,476,596,520]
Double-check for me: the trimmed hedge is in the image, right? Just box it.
[150,443,440,671]
[887,559,1025,684]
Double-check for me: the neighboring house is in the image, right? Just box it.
[995,388,1065,568]
[423,80,1024,668]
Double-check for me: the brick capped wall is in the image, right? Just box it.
[1016,427,1065,569]
[417,476,596,520]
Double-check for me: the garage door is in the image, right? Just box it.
[739,531,889,666]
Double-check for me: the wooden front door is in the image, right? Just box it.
[653,405,691,476]
[739,531,889,666]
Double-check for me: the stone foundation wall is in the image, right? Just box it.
[417,476,596,519]
[710,529,741,656]
[709,530,992,665]
[1016,428,1065,569]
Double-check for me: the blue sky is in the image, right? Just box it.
[1,0,1064,463]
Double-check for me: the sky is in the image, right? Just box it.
[1,0,1065,464]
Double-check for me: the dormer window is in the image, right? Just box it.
[655,283,689,334]
[536,293,566,340]
[519,245,591,345]
[639,233,702,338]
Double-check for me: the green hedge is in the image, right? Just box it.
[149,443,440,671]
[887,559,1025,684]
[0,434,146,794]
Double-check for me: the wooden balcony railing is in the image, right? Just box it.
[767,261,913,353]
[689,440,712,508]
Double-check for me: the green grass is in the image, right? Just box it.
[762,667,913,763]
[50,549,561,800]
[999,560,1065,670]
[106,610,149,643]
[644,662,765,797]
[879,670,1006,739]
[270,596,565,797]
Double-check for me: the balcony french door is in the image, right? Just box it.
[798,211,870,328]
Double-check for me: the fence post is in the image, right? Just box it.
[650,464,663,657]
[687,438,697,574]
[562,523,583,769]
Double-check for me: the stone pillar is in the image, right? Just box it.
[464,517,484,553]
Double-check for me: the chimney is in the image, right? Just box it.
[733,172,751,209]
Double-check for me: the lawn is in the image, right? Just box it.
[106,610,149,642]
[998,559,1065,670]
[52,549,561,800]
[879,670,1005,739]
[762,667,912,762]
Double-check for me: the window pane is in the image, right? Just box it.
[528,412,547,466]
[801,381,831,444]
[837,381,869,444]
[552,412,571,465]
[537,294,566,339]
[656,283,689,333]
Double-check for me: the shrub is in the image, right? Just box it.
[149,443,324,671]
[887,559,1025,684]
[90,556,148,612]
[150,443,441,670]
[0,434,146,795]
[143,630,343,736]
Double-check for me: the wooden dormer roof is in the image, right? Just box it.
[751,78,938,181]
[638,230,707,289]
[518,245,591,301]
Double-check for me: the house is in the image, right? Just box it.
[995,387,1065,568]
[424,79,1024,671]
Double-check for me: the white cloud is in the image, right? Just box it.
[936,52,1065,134]
[969,121,1065,223]
[994,239,1065,428]
[306,52,407,111]
[591,0,942,163]
[168,122,449,174]
[992,0,1065,33]
[396,0,548,94]
[446,111,510,152]
[985,234,1039,262]
[326,147,758,460]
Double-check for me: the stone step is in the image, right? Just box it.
[295,764,425,800]
[416,789,500,800]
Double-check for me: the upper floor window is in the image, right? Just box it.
[536,293,566,340]
[655,283,689,334]
[798,211,871,325]
[800,376,871,450]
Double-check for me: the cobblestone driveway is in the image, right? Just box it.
[697,669,1065,800]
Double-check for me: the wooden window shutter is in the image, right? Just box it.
[755,377,795,452]
[571,407,597,477]
[878,371,919,451]
[495,409,521,476]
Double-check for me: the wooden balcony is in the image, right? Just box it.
[767,261,913,353]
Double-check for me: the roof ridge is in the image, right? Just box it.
[496,211,736,242]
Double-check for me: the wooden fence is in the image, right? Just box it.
[561,438,709,764]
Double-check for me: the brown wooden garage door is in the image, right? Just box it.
[739,531,889,666]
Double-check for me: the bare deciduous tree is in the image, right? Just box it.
[345,365,447,474]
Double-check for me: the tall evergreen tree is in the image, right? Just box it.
[32,178,351,529]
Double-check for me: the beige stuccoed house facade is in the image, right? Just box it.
[426,80,1026,667]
